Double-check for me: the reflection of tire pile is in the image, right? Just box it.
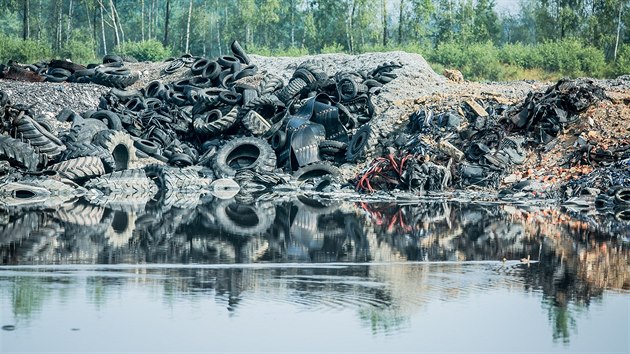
[0,56,138,88]
[1,40,401,209]
[0,210,63,263]
[268,200,370,262]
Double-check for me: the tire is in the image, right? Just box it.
[0,181,50,208]
[93,67,138,89]
[59,141,116,173]
[238,96,278,121]
[91,110,123,131]
[92,130,137,171]
[144,165,211,194]
[258,74,284,96]
[49,156,106,181]
[84,169,158,197]
[103,54,123,64]
[213,137,277,178]
[64,118,109,143]
[15,115,64,159]
[346,124,371,162]
[104,211,137,248]
[230,40,251,65]
[191,58,210,75]
[615,187,630,205]
[293,161,340,182]
[193,106,239,137]
[146,80,166,98]
[55,201,105,226]
[134,139,160,155]
[242,111,271,137]
[201,61,221,80]
[276,77,307,103]
[214,200,275,236]
[0,135,40,171]
[168,153,194,167]
[319,140,347,155]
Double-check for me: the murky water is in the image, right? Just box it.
[1,198,629,353]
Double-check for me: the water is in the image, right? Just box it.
[1,198,629,353]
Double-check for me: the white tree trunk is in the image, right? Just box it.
[185,0,193,53]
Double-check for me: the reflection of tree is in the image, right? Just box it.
[10,276,51,319]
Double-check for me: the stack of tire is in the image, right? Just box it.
[1,39,403,207]
[0,55,138,89]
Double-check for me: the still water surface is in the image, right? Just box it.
[1,198,628,353]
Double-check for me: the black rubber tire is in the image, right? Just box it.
[59,141,116,173]
[146,80,166,98]
[218,90,241,105]
[193,106,239,137]
[93,67,138,89]
[15,115,64,158]
[230,40,251,65]
[293,161,341,182]
[0,135,40,171]
[202,61,221,80]
[276,77,307,103]
[258,74,284,96]
[319,140,347,155]
[103,54,123,64]
[217,55,241,71]
[144,164,211,193]
[213,137,277,178]
[134,139,160,155]
[92,130,137,171]
[48,156,106,181]
[270,130,286,150]
[346,124,371,162]
[84,169,158,201]
[169,153,194,167]
[191,58,210,75]
[91,110,123,131]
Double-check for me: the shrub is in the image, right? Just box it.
[59,31,97,64]
[321,43,345,54]
[0,35,51,63]
[613,44,630,77]
[113,40,172,62]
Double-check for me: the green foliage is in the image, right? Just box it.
[113,40,172,62]
[0,34,51,63]
[58,31,97,64]
[613,45,630,77]
[321,43,345,54]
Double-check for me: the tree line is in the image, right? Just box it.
[0,0,628,79]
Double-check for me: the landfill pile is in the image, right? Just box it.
[0,40,402,211]
[0,42,628,225]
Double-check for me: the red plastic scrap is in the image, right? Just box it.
[355,153,415,192]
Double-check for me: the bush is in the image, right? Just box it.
[59,31,97,64]
[0,35,51,63]
[113,40,172,62]
[613,44,630,77]
[321,43,345,54]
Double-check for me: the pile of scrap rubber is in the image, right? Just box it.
[0,40,402,210]
[357,79,624,196]
[0,56,138,88]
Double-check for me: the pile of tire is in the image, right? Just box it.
[0,55,138,89]
[1,39,402,207]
